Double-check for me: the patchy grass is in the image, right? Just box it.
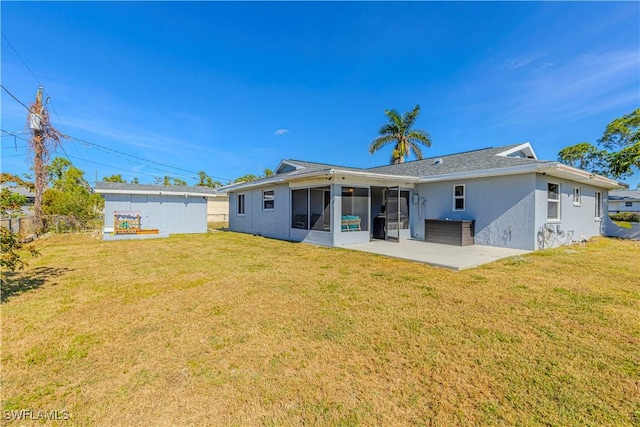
[208,221,229,230]
[1,233,639,426]
[613,220,634,229]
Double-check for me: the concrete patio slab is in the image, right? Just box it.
[344,239,530,271]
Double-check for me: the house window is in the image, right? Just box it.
[625,201,633,207]
[573,187,581,206]
[237,194,245,215]
[263,190,275,210]
[547,183,560,221]
[595,191,602,219]
[453,185,465,211]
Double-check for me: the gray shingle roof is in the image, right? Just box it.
[609,189,640,201]
[367,145,549,177]
[257,144,548,180]
[280,159,372,174]
[276,144,549,179]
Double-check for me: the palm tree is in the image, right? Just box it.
[369,104,432,164]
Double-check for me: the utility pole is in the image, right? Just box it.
[30,86,46,234]
[28,86,61,235]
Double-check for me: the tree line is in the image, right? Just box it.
[557,108,639,180]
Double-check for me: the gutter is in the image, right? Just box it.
[224,169,419,192]
[417,164,542,183]
[94,188,224,197]
[325,168,419,182]
[417,162,624,189]
[549,162,624,188]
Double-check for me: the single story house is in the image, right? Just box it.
[95,182,226,237]
[608,189,640,213]
[224,143,623,251]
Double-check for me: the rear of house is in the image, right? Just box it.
[226,143,622,251]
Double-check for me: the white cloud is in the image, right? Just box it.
[452,49,639,127]
[274,128,289,135]
[502,55,539,70]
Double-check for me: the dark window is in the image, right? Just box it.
[453,185,465,211]
[237,194,245,215]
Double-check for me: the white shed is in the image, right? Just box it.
[94,182,226,238]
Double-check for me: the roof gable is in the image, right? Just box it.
[275,160,305,174]
[495,142,537,159]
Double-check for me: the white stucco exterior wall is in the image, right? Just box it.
[534,175,607,248]
[413,174,537,250]
[229,184,291,240]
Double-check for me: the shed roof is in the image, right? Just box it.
[94,182,225,197]
[609,189,640,201]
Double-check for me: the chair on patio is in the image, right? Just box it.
[294,214,307,229]
[341,215,361,232]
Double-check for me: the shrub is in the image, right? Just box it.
[609,212,640,223]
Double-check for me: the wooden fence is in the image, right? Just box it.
[1,216,35,237]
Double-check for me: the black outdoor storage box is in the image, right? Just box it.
[424,219,475,246]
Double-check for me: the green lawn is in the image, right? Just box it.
[1,232,639,426]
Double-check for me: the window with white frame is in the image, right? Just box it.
[453,184,465,211]
[547,183,560,221]
[573,187,581,206]
[263,190,275,210]
[237,194,245,215]
[595,191,602,219]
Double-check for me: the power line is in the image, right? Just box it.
[1,129,31,143]
[1,90,230,182]
[2,31,74,158]
[1,128,201,182]
[66,155,162,179]
[68,136,231,182]
[1,31,42,86]
[0,130,29,136]
[1,31,230,184]
[1,84,31,112]
[45,97,70,135]
[1,146,28,150]
[68,136,199,175]
[68,139,194,179]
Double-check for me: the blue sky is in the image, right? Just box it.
[1,2,639,186]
